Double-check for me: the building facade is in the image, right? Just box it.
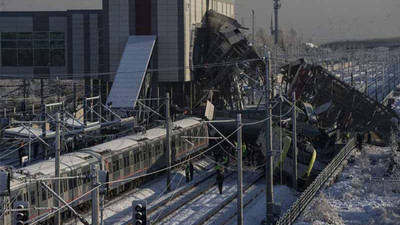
[0,0,235,105]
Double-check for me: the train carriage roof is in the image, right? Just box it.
[9,117,203,189]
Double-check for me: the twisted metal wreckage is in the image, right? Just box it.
[193,10,399,181]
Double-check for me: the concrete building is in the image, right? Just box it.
[0,0,235,107]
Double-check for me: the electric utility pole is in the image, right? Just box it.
[237,114,243,225]
[166,93,172,192]
[265,52,274,225]
[273,0,281,44]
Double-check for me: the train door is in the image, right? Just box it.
[149,143,155,165]
[133,149,141,172]
[141,145,147,169]
[123,152,131,177]
[76,167,83,203]
[111,156,121,182]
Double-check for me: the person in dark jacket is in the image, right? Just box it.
[185,163,190,183]
[189,161,194,181]
[216,169,224,194]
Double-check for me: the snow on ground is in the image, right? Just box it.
[295,145,400,225]
[158,171,262,225]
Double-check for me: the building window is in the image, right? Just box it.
[1,31,65,67]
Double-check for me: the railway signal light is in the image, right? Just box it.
[13,201,29,225]
[99,170,109,194]
[132,200,147,225]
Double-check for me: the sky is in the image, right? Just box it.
[1,0,400,43]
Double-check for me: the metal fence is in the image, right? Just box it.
[276,139,356,225]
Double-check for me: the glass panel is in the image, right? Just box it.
[1,49,17,66]
[50,40,64,49]
[50,32,65,40]
[34,32,49,40]
[1,40,17,48]
[34,40,49,48]
[1,32,17,40]
[18,32,33,40]
[18,40,33,48]
[50,49,65,66]
[18,49,33,66]
[34,49,49,66]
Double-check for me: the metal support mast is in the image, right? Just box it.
[273,0,281,44]
[91,164,100,225]
[265,52,274,225]
[237,114,243,225]
[251,9,255,45]
[166,93,172,192]
[292,92,298,190]
[54,113,61,225]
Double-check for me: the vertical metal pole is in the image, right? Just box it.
[365,69,368,96]
[23,79,27,119]
[28,121,31,165]
[251,9,255,45]
[73,82,77,115]
[375,65,379,101]
[265,52,274,225]
[91,164,100,225]
[237,114,243,225]
[54,113,61,225]
[351,73,354,87]
[279,87,283,186]
[273,0,280,45]
[83,98,88,126]
[292,92,298,190]
[166,93,172,192]
[382,62,385,100]
[57,77,61,103]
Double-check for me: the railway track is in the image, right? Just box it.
[148,171,235,224]
[155,170,263,225]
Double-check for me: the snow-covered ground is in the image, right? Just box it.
[295,145,400,225]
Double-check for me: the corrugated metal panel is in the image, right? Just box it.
[107,35,156,109]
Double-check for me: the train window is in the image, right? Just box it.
[30,191,36,205]
[24,193,27,201]
[134,153,140,164]
[124,155,130,168]
[112,161,120,172]
[149,150,152,159]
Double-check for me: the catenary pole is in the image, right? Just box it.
[265,52,274,225]
[237,113,243,225]
[251,9,255,46]
[54,113,61,225]
[91,164,100,225]
[292,92,298,190]
[166,93,172,192]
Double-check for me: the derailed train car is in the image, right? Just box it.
[0,117,208,225]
